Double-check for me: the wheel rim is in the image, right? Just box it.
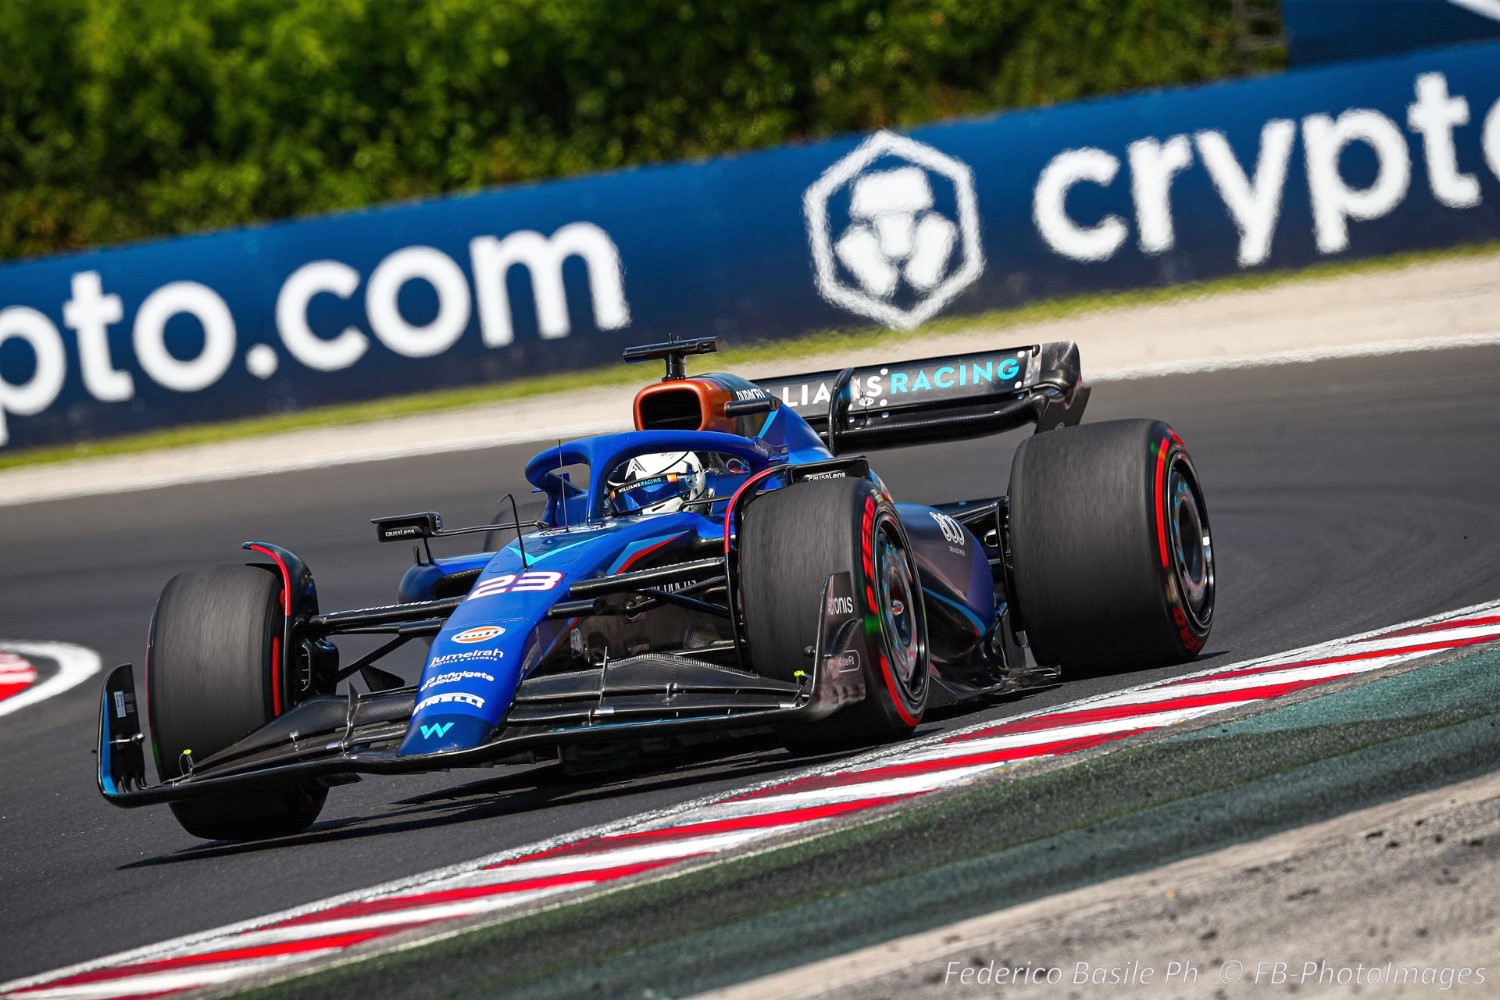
[1167,458,1214,627]
[874,520,922,690]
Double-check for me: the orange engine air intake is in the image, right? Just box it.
[633,378,738,433]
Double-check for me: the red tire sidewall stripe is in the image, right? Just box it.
[866,494,921,728]
[1153,432,1207,652]
[247,544,292,718]
[1153,435,1171,570]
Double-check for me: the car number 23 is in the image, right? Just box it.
[466,571,565,601]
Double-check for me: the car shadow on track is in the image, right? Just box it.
[115,735,846,869]
[115,678,1119,869]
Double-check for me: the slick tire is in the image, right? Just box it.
[1008,419,1214,677]
[740,478,928,751]
[147,564,326,841]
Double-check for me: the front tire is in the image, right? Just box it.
[147,564,327,840]
[1008,419,1214,676]
[740,478,929,750]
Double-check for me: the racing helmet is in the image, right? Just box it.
[607,451,708,516]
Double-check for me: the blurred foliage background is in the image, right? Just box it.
[0,0,1283,261]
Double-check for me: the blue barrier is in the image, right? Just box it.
[1282,0,1500,65]
[2,41,1499,450]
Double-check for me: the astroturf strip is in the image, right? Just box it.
[238,647,1500,1000]
[4,238,1498,473]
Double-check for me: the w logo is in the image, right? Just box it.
[419,722,454,740]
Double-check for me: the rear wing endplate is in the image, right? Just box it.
[754,341,1089,453]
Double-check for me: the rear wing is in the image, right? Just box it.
[754,341,1089,453]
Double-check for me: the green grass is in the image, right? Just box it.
[4,239,1496,473]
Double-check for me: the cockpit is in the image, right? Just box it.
[605,449,755,517]
[520,337,829,528]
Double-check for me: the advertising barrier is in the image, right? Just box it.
[2,41,1499,450]
[1282,0,1500,65]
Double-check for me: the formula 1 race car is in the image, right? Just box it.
[97,336,1215,840]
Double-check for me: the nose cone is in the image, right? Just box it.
[397,611,531,759]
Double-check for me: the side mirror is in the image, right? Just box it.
[371,512,442,543]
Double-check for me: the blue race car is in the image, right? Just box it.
[97,336,1215,840]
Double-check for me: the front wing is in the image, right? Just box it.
[98,575,863,806]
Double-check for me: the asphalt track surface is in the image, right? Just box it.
[1,345,1498,984]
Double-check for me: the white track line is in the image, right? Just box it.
[0,420,627,509]
[4,333,1497,509]
[11,955,342,1000]
[0,642,101,719]
[4,599,1497,998]
[1089,658,1396,708]
[0,657,38,690]
[1277,619,1500,656]
[889,705,1238,765]
[464,832,757,883]
[188,889,576,953]
[1089,331,1500,382]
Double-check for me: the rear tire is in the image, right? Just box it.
[740,478,928,750]
[147,564,327,841]
[1008,420,1214,676]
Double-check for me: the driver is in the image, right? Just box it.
[606,451,710,516]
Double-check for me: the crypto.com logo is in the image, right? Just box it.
[804,131,983,329]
